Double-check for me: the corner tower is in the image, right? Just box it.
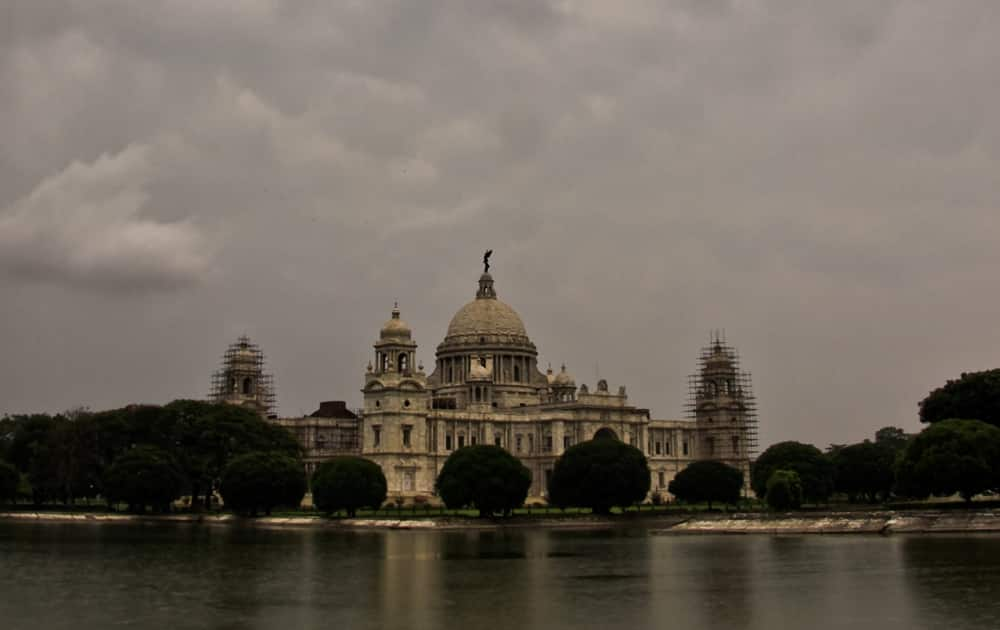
[209,335,276,417]
[686,333,758,483]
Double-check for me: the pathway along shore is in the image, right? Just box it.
[4,509,1000,534]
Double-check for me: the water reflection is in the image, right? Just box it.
[4,523,1000,630]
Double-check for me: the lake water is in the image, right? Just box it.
[2,521,1000,630]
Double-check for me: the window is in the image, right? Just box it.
[665,442,671,455]
[471,435,477,446]
[563,435,571,450]
[543,435,553,452]
[242,377,253,395]
[528,434,534,453]
[446,434,453,450]
[458,434,466,448]
[402,426,412,447]
[495,433,502,446]
[682,441,689,456]
[448,365,453,382]
[515,434,523,453]
[373,426,381,447]
[658,472,665,487]
[514,365,521,382]
[402,470,414,492]
[404,399,411,408]
[655,441,662,455]
[398,354,408,372]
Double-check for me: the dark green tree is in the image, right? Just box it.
[766,470,803,510]
[895,419,1000,503]
[919,369,1000,428]
[751,441,834,503]
[832,440,896,503]
[875,426,910,452]
[0,460,19,504]
[311,457,387,517]
[434,445,532,517]
[548,438,651,514]
[667,460,744,509]
[219,451,306,516]
[102,445,187,513]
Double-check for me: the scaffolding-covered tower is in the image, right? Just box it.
[686,332,759,485]
[210,335,276,417]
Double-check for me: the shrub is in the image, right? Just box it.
[751,441,833,503]
[895,419,1000,503]
[435,445,531,517]
[103,445,186,513]
[548,438,650,514]
[668,460,744,509]
[766,470,803,510]
[311,457,387,517]
[219,451,307,516]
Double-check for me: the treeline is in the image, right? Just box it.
[0,400,302,512]
[737,368,1000,509]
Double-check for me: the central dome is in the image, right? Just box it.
[440,272,533,348]
[447,298,527,339]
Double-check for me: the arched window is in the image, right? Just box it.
[398,353,408,373]
[381,354,389,372]
[242,377,253,395]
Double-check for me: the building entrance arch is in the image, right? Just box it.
[594,427,618,441]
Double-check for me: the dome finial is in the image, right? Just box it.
[392,301,400,319]
[476,272,496,299]
[483,249,493,273]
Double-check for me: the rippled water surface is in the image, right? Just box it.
[3,521,1000,630]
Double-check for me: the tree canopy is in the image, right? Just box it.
[434,445,531,517]
[751,441,833,503]
[2,401,301,509]
[219,451,306,516]
[832,441,897,503]
[766,470,803,510]
[548,438,650,514]
[895,419,1000,502]
[102,445,187,513]
[919,369,1000,428]
[311,457,387,517]
[667,460,743,509]
[0,460,19,504]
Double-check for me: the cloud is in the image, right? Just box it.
[0,143,213,293]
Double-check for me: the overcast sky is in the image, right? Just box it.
[3,1,999,450]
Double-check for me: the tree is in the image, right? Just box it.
[919,369,1000,428]
[875,426,909,452]
[311,457,387,517]
[667,460,744,509]
[219,451,306,516]
[832,441,896,503]
[0,460,19,504]
[434,445,532,517]
[548,438,651,515]
[895,419,1000,503]
[751,441,834,503]
[766,470,803,510]
[102,445,187,513]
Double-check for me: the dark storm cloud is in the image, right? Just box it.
[2,0,1000,449]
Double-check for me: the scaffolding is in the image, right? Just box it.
[685,332,759,465]
[209,335,277,417]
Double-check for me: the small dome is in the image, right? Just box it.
[380,304,412,340]
[554,364,575,387]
